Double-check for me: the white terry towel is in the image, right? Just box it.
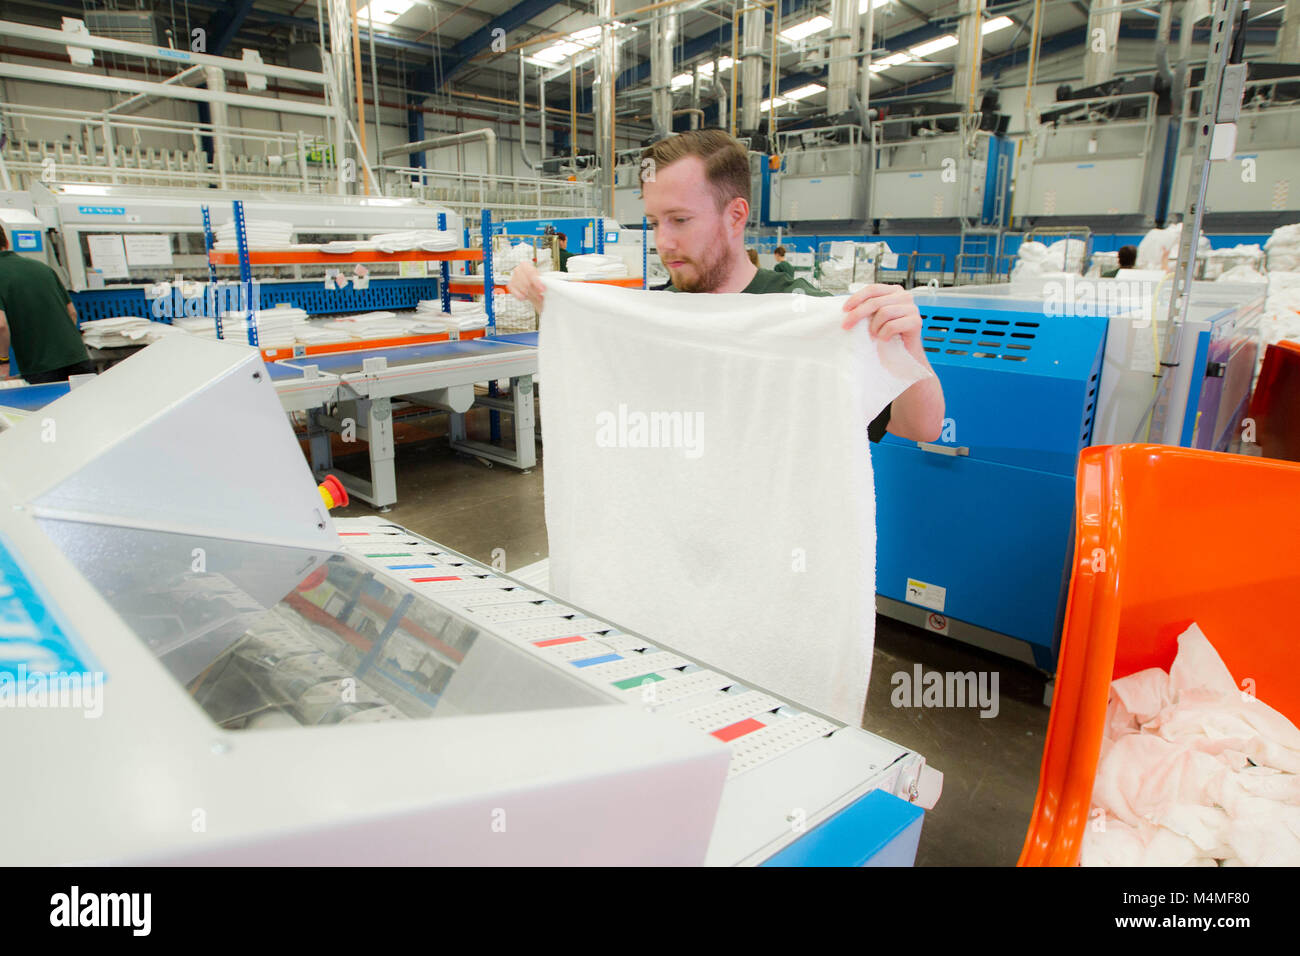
[537,276,929,725]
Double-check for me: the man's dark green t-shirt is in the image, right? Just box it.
[558,247,574,272]
[772,260,795,279]
[0,252,87,377]
[663,267,892,441]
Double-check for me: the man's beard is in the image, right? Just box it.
[669,234,733,292]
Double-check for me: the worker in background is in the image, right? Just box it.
[510,128,944,443]
[556,232,574,272]
[0,227,94,384]
[746,248,759,267]
[1102,244,1138,278]
[772,245,795,279]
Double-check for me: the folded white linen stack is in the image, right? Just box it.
[413,298,487,331]
[295,326,354,345]
[213,218,294,249]
[1082,623,1300,866]
[416,299,481,315]
[319,230,459,254]
[215,304,308,347]
[562,253,629,278]
[371,229,459,252]
[317,310,417,340]
[318,240,369,254]
[80,316,183,349]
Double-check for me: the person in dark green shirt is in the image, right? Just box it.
[509,129,945,442]
[0,230,93,384]
[556,232,574,272]
[772,245,795,279]
[1101,243,1137,278]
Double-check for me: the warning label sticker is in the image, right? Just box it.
[905,577,947,612]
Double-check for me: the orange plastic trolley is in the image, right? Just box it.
[1019,444,1300,866]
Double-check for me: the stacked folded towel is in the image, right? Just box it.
[417,299,481,315]
[80,316,184,349]
[316,311,416,340]
[213,218,294,249]
[414,299,487,331]
[320,230,459,254]
[563,253,629,278]
[371,229,459,252]
[214,305,308,347]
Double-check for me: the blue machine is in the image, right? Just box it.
[873,293,1109,671]
[494,216,613,255]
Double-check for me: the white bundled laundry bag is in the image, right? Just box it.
[537,276,929,725]
[1265,223,1300,273]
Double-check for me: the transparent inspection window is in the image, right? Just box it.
[39,520,613,729]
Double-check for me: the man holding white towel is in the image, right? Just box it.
[509,128,944,443]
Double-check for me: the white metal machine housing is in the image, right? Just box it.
[0,335,939,866]
[28,182,461,289]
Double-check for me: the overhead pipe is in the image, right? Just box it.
[368,1,382,162]
[106,64,203,114]
[540,71,547,161]
[381,128,497,178]
[571,53,578,164]
[690,64,701,128]
[349,0,369,193]
[1083,0,1123,85]
[202,66,230,190]
[518,52,542,170]
[650,11,678,139]
[952,0,985,113]
[736,3,764,134]
[1281,0,1300,57]
[1023,0,1044,133]
[827,0,858,116]
[859,0,876,124]
[769,2,779,143]
[593,0,616,214]
[711,54,728,133]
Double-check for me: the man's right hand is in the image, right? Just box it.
[508,260,545,313]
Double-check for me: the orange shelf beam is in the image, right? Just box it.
[259,328,486,361]
[208,248,483,266]
[447,281,509,294]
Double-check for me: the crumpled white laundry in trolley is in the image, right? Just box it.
[537,276,929,725]
[1083,623,1300,866]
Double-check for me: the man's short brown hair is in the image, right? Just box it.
[641,129,750,211]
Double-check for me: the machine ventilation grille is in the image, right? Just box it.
[1078,371,1100,449]
[920,313,1035,363]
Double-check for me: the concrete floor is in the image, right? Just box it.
[335,432,1053,867]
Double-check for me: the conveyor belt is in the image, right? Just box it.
[280,337,531,375]
[0,382,72,411]
[332,517,925,865]
[487,332,539,348]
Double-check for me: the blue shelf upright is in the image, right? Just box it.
[231,200,257,347]
[438,212,452,315]
[201,205,221,339]
[481,207,500,443]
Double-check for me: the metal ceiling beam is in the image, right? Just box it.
[428,0,563,89]
[209,0,256,55]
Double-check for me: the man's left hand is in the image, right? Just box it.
[841,283,924,358]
